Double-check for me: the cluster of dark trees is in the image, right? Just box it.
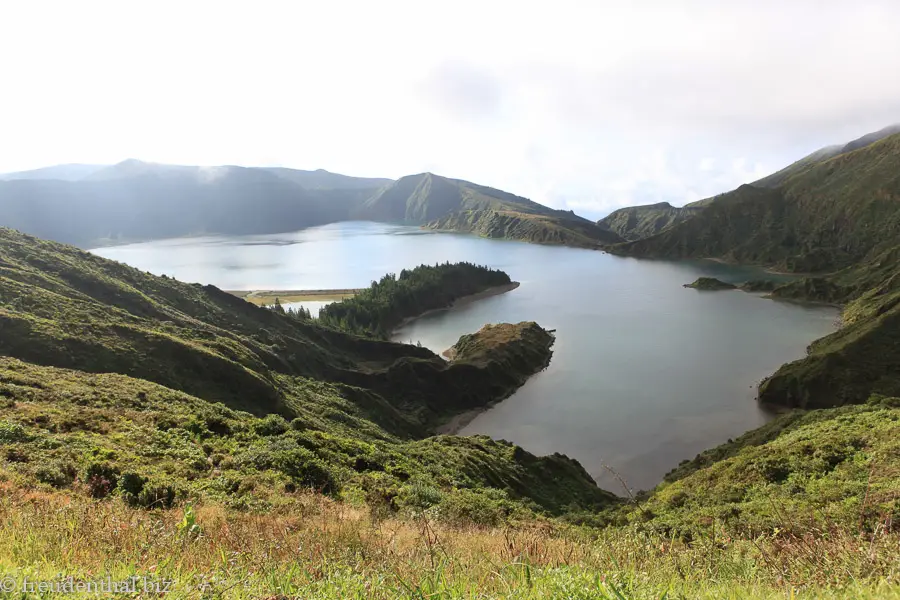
[317,262,511,338]
[268,299,313,320]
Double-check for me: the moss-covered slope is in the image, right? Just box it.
[598,202,702,241]
[427,208,622,247]
[637,397,900,536]
[0,227,616,514]
[614,132,900,273]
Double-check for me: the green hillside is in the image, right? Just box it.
[608,129,900,411]
[2,227,900,597]
[597,201,702,241]
[616,132,900,272]
[0,227,614,515]
[0,161,369,247]
[357,172,622,246]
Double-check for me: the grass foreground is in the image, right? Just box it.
[1,485,899,599]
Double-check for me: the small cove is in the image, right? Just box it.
[94,221,838,492]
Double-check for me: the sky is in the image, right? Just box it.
[2,1,899,219]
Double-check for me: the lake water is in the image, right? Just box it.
[94,221,838,492]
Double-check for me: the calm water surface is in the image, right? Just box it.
[94,222,838,492]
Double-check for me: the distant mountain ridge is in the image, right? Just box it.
[0,164,105,181]
[0,160,616,248]
[357,172,622,247]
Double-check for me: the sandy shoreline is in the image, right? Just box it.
[391,281,521,333]
[227,288,361,305]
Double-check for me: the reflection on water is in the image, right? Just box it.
[94,222,838,492]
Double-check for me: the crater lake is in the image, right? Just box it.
[94,221,838,492]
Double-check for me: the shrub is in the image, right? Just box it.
[34,460,78,488]
[0,421,30,444]
[438,489,511,527]
[119,472,179,509]
[120,472,146,497]
[84,462,119,499]
[254,414,289,437]
[274,447,339,495]
[398,481,443,511]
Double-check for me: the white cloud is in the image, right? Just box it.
[1,0,898,217]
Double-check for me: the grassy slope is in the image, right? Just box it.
[3,229,900,595]
[2,484,899,599]
[611,133,900,409]
[357,172,623,247]
[597,202,702,241]
[617,133,900,272]
[641,397,900,536]
[0,227,614,515]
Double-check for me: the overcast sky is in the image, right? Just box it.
[2,1,899,218]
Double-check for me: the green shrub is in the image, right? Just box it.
[0,421,30,444]
[254,414,289,436]
[120,472,146,497]
[274,447,339,495]
[438,489,511,527]
[34,460,78,488]
[398,481,443,511]
[119,472,179,508]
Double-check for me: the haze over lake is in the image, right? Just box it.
[94,221,838,492]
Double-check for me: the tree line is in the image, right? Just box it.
[316,262,511,338]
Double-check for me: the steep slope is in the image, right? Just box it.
[355,172,621,246]
[597,201,702,241]
[616,132,900,273]
[612,129,900,410]
[0,163,617,250]
[356,172,553,223]
[0,227,615,513]
[753,124,900,189]
[638,396,900,536]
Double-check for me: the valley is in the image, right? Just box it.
[2,125,900,599]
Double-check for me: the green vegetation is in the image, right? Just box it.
[597,202,702,241]
[317,262,513,338]
[643,396,900,536]
[6,125,900,596]
[738,279,781,292]
[683,277,737,290]
[428,208,621,247]
[613,130,900,410]
[0,227,614,518]
[614,133,900,273]
[356,172,622,246]
[2,485,900,600]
